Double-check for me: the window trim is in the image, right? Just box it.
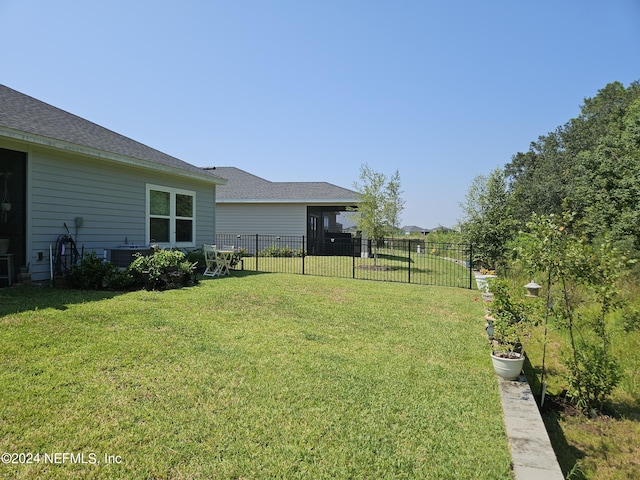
[146,184,196,248]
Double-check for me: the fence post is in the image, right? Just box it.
[408,239,412,284]
[352,236,356,279]
[469,243,473,289]
[302,235,305,275]
[255,234,259,271]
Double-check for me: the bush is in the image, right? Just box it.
[487,278,539,358]
[229,248,247,268]
[565,342,622,411]
[184,247,206,274]
[69,252,133,290]
[259,243,304,257]
[128,249,197,291]
[622,306,640,333]
[67,249,198,292]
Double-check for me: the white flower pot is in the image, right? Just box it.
[490,352,525,380]
[475,274,497,292]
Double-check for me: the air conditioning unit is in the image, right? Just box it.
[109,245,153,267]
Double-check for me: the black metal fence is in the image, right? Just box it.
[215,234,473,289]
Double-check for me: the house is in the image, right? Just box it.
[204,167,360,255]
[402,225,431,235]
[0,84,226,285]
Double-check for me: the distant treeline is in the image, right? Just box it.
[459,80,640,268]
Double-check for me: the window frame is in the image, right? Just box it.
[146,184,196,248]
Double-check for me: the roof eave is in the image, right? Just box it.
[217,198,360,204]
[0,126,227,185]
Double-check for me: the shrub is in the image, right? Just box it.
[622,306,640,333]
[565,342,622,411]
[128,249,197,291]
[69,252,133,290]
[184,247,206,274]
[229,248,247,268]
[487,278,539,358]
[259,243,304,257]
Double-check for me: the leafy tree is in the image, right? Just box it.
[572,95,640,246]
[348,164,404,264]
[475,79,640,412]
[517,212,629,411]
[459,167,515,270]
[383,169,405,241]
[504,80,640,248]
[505,130,574,226]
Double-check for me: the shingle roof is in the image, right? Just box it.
[206,167,360,203]
[402,225,430,233]
[0,84,224,183]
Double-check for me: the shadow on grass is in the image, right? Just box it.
[376,253,414,263]
[0,284,122,317]
[606,397,640,421]
[524,354,640,479]
[198,269,267,280]
[541,409,588,479]
[525,355,640,419]
[0,270,270,317]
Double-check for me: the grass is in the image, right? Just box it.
[0,273,511,479]
[525,319,640,480]
[244,249,473,288]
[497,274,640,480]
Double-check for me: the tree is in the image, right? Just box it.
[517,212,627,411]
[348,164,404,264]
[459,167,515,270]
[504,80,640,248]
[383,169,405,238]
[505,130,573,226]
[572,94,640,246]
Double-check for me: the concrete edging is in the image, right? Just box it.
[474,271,564,479]
[498,374,564,479]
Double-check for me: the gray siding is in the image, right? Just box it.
[216,203,307,236]
[27,146,216,281]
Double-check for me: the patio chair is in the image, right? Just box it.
[203,244,218,277]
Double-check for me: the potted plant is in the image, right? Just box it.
[487,278,539,380]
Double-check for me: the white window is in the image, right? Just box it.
[146,184,196,247]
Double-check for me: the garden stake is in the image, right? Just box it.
[540,259,552,407]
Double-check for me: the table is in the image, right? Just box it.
[213,249,235,276]
[0,253,14,287]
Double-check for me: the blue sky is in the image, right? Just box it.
[1,1,639,228]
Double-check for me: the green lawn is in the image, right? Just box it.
[523,310,640,480]
[243,249,473,289]
[0,274,511,479]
